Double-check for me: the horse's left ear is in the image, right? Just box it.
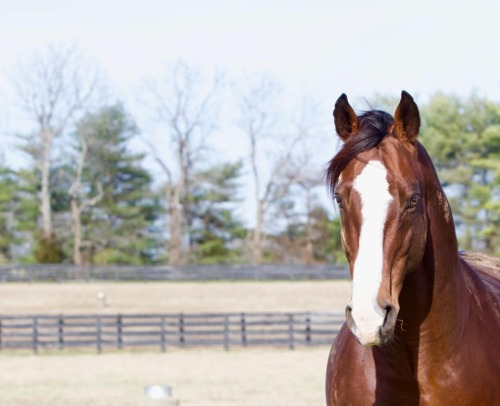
[333,94,359,141]
[394,91,420,144]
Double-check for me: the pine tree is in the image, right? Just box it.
[75,104,162,264]
[420,93,500,254]
[0,163,22,262]
[188,161,246,264]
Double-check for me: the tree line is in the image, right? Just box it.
[0,45,498,266]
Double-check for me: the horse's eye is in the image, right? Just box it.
[408,194,420,208]
[334,194,345,209]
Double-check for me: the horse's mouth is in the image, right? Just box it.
[351,325,395,346]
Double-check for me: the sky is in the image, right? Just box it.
[2,0,499,102]
[0,0,499,223]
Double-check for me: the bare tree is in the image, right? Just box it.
[67,132,103,265]
[279,150,324,264]
[141,61,221,265]
[282,103,326,264]
[238,75,306,265]
[12,44,99,242]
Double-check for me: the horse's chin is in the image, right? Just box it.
[350,326,395,347]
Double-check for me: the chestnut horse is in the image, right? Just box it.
[325,91,500,405]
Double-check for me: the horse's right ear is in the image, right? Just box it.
[333,94,359,141]
[394,91,420,145]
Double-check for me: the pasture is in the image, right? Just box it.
[0,281,351,405]
[0,281,350,314]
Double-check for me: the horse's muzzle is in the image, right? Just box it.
[345,303,397,346]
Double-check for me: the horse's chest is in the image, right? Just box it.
[327,331,419,405]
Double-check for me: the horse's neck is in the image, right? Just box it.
[427,174,461,284]
[400,156,467,347]
[421,189,462,317]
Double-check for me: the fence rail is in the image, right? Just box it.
[0,312,344,353]
[0,264,349,282]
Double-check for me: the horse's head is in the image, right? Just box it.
[328,91,428,346]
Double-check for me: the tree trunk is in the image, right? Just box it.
[40,130,53,239]
[304,219,314,265]
[71,198,82,266]
[252,201,264,265]
[167,186,185,266]
[304,191,314,265]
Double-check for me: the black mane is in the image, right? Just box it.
[326,110,394,196]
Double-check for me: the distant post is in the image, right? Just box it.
[223,315,230,351]
[117,315,123,350]
[32,316,38,354]
[160,315,166,352]
[96,316,102,354]
[288,314,295,350]
[58,315,64,350]
[240,313,247,347]
[305,313,311,345]
[179,313,185,348]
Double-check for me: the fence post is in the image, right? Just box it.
[305,312,311,345]
[160,316,166,352]
[179,313,185,348]
[223,315,229,351]
[288,314,295,350]
[117,315,123,350]
[96,316,102,354]
[240,313,247,347]
[58,315,64,350]
[32,316,38,354]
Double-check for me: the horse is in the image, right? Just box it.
[325,91,500,405]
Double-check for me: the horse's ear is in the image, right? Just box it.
[394,91,420,144]
[334,94,359,141]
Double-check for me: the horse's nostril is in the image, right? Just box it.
[345,305,355,330]
[382,305,397,333]
[383,306,391,326]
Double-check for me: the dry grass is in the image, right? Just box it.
[0,281,351,314]
[0,348,329,405]
[0,281,351,405]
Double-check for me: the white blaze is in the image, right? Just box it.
[351,160,393,343]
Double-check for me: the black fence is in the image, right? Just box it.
[0,312,344,353]
[0,264,350,282]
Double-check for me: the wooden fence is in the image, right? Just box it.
[0,312,344,353]
[0,264,349,283]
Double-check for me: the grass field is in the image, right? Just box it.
[0,281,351,405]
[0,348,330,405]
[0,280,351,314]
